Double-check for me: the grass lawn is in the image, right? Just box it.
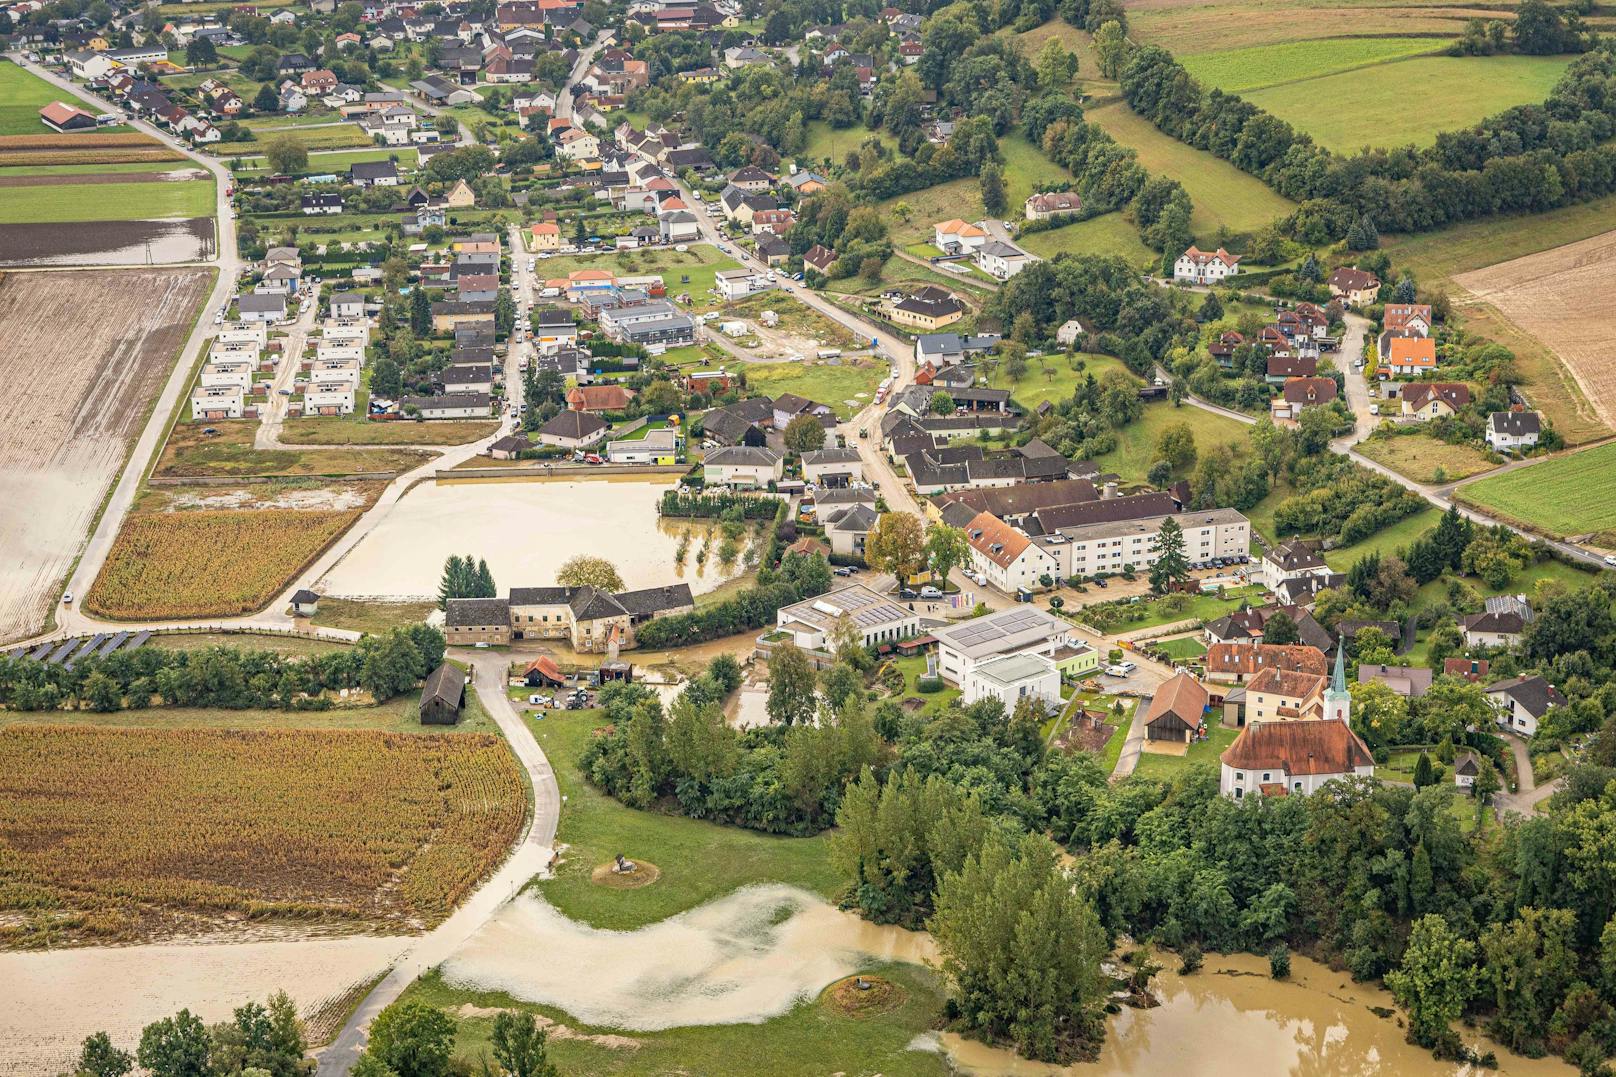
[149,631,351,657]
[987,351,1138,411]
[534,245,741,307]
[0,178,214,223]
[1133,724,1239,780]
[877,134,1067,245]
[1154,636,1207,661]
[1091,584,1267,632]
[1456,442,1616,538]
[1411,557,1597,610]
[528,707,841,930]
[741,360,884,419]
[1180,38,1442,95]
[1355,433,1498,485]
[891,653,959,716]
[157,420,431,478]
[230,146,417,175]
[1241,54,1574,152]
[0,685,498,736]
[1091,400,1252,482]
[309,598,437,635]
[801,121,898,166]
[1020,212,1157,267]
[392,962,948,1077]
[1099,700,1136,773]
[617,419,669,441]
[0,60,100,135]
[1321,506,1442,571]
[280,408,499,447]
[209,121,372,153]
[1084,99,1296,238]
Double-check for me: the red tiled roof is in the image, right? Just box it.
[1222,719,1374,776]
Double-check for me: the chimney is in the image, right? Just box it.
[1103,481,1118,499]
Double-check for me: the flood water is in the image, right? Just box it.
[439,883,936,1030]
[320,477,751,600]
[932,951,1573,1077]
[0,217,216,265]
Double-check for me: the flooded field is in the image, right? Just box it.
[932,951,1572,1076]
[0,216,215,265]
[0,935,404,1075]
[320,478,752,600]
[440,884,935,1030]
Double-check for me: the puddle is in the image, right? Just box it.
[0,217,216,265]
[438,884,935,1030]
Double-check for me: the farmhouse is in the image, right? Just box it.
[1400,382,1469,418]
[445,584,695,652]
[1487,410,1541,452]
[1220,719,1374,799]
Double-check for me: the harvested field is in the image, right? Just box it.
[1129,4,1500,55]
[0,146,185,166]
[0,131,164,151]
[1356,433,1498,485]
[85,508,362,619]
[0,268,211,643]
[1454,230,1616,432]
[157,420,430,477]
[0,724,526,946]
[0,217,216,266]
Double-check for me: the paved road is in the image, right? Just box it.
[555,32,612,124]
[1493,730,1561,816]
[10,53,244,634]
[315,657,561,1075]
[255,289,320,449]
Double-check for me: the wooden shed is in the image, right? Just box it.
[1144,671,1209,743]
[420,662,465,725]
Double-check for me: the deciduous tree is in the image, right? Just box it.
[866,512,927,584]
[766,641,817,727]
[556,555,624,592]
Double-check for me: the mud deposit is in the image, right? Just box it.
[0,216,215,265]
[439,884,936,1030]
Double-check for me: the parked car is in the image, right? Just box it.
[61,592,73,604]
[528,694,552,706]
[1104,662,1136,677]
[833,566,853,577]
[1603,554,1616,568]
[919,585,942,599]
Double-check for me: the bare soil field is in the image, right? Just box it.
[0,217,215,265]
[0,268,210,643]
[1454,229,1616,431]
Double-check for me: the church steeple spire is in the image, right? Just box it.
[1325,641,1351,724]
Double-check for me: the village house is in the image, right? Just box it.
[933,218,987,253]
[536,409,609,450]
[1400,381,1469,419]
[1445,657,1492,683]
[1204,643,1328,686]
[1455,752,1481,789]
[1245,666,1329,723]
[800,447,863,486]
[1220,718,1374,799]
[1383,336,1438,377]
[1383,303,1433,336]
[974,240,1035,281]
[1259,539,1332,592]
[1487,410,1541,452]
[964,653,1062,713]
[1024,191,1083,221]
[802,244,837,275]
[882,286,964,331]
[703,445,783,488]
[566,383,634,413]
[964,512,1061,594]
[1172,245,1240,285]
[1486,674,1565,736]
[1327,267,1380,306]
[823,503,876,558]
[190,382,246,420]
[1272,376,1337,422]
[774,583,918,652]
[1145,671,1209,742]
[1460,604,1530,648]
[237,293,287,323]
[1358,663,1433,699]
[401,393,490,419]
[716,268,774,301]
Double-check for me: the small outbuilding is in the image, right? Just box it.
[522,654,567,688]
[1145,671,1209,742]
[420,661,465,725]
[291,589,320,616]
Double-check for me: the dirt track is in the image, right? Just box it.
[0,268,211,642]
[1455,229,1616,430]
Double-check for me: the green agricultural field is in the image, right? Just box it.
[528,707,840,930]
[210,121,373,153]
[1240,54,1573,152]
[0,60,102,135]
[0,161,188,175]
[1457,443,1616,538]
[1083,99,1296,238]
[0,178,215,223]
[1130,3,1487,57]
[1092,400,1252,482]
[1181,38,1442,94]
[535,245,742,306]
[1020,212,1157,267]
[987,352,1137,412]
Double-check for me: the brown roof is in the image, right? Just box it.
[1144,671,1208,729]
[937,478,1097,519]
[567,384,634,411]
[1282,377,1337,405]
[1206,643,1327,678]
[1403,381,1469,411]
[1249,666,1326,701]
[1383,303,1432,331]
[964,511,1031,569]
[1443,657,1490,681]
[1267,354,1318,378]
[1222,719,1374,776]
[1328,267,1380,293]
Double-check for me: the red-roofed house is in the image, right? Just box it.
[1384,336,1438,376]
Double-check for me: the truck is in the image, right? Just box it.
[816,348,841,359]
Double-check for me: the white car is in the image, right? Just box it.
[1104,662,1137,677]
[528,694,553,706]
[1603,554,1616,568]
[919,585,942,599]
[61,591,73,604]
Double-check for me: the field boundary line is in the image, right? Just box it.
[1205,42,1448,96]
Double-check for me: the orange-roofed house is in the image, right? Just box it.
[934,218,987,253]
[1220,719,1374,798]
[1173,245,1240,285]
[548,268,616,298]
[1246,666,1328,723]
[567,383,635,412]
[963,512,1060,594]
[530,220,560,251]
[1383,336,1438,376]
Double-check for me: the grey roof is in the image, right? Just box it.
[445,596,509,627]
[421,661,465,708]
[615,583,695,617]
[509,587,572,605]
[405,392,490,411]
[1459,610,1527,635]
[538,410,607,439]
[931,606,1065,661]
[801,447,861,466]
[568,584,627,621]
[1486,674,1566,717]
[1490,411,1541,436]
[238,293,286,313]
[705,445,781,467]
[1358,663,1434,698]
[824,504,877,532]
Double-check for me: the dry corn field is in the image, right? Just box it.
[0,132,165,150]
[85,508,361,619]
[0,725,526,947]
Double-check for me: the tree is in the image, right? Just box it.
[75,1032,133,1077]
[488,1011,558,1077]
[1156,422,1197,470]
[437,553,490,608]
[185,35,217,67]
[1147,518,1190,595]
[639,379,682,415]
[766,641,817,727]
[137,1010,211,1077]
[1387,914,1477,1047]
[556,555,624,592]
[252,82,279,114]
[930,832,1108,1063]
[264,134,307,176]
[924,523,969,586]
[1262,611,1300,645]
[783,412,826,454]
[1413,751,1436,788]
[360,1002,456,1077]
[979,161,1007,217]
[866,512,927,584]
[409,286,431,335]
[1196,291,1223,322]
[859,255,884,282]
[1092,19,1130,78]
[930,391,956,415]
[1268,943,1291,979]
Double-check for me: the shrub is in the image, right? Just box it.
[1268,943,1291,980]
[916,675,945,694]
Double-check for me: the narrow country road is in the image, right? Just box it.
[315,657,561,1075]
[1494,731,1560,816]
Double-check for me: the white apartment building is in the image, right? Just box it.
[200,359,254,391]
[964,512,1062,594]
[305,380,357,415]
[191,383,245,420]
[310,357,362,386]
[932,606,1071,687]
[1034,508,1251,580]
[774,584,919,651]
[963,653,1061,711]
[218,324,268,347]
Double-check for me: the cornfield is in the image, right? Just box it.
[0,726,525,947]
[86,510,361,619]
[0,148,186,166]
[0,132,164,150]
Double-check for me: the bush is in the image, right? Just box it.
[916,675,945,694]
[1178,943,1203,975]
[1268,943,1291,980]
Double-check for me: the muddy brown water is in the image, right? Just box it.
[929,951,1573,1076]
[0,217,215,265]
